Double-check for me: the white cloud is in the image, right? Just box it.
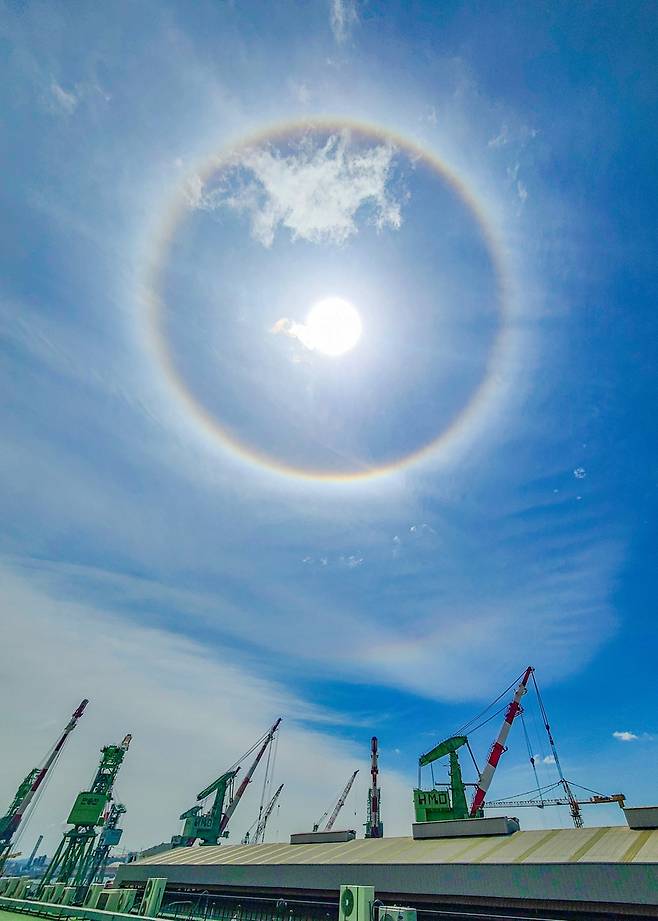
[50,82,78,114]
[289,80,311,106]
[613,730,639,742]
[488,125,510,148]
[182,171,205,208]
[197,132,402,247]
[330,0,358,44]
[423,106,438,125]
[488,123,538,149]
[47,78,110,116]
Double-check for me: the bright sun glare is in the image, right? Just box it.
[304,297,362,357]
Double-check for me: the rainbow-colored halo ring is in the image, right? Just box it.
[145,118,511,482]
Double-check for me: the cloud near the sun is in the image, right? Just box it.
[271,316,320,352]
[192,132,404,247]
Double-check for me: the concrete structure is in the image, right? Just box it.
[624,805,658,829]
[411,815,519,839]
[291,830,356,845]
[116,826,658,917]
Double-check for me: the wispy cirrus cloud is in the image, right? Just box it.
[50,81,78,114]
[330,0,358,44]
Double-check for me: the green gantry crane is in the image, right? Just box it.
[85,801,127,883]
[414,735,474,822]
[37,733,131,895]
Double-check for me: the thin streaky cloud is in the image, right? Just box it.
[330,0,358,45]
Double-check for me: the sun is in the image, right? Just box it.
[304,297,362,356]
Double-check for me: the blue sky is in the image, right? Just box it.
[1,0,656,852]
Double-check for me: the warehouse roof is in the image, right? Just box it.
[132,825,658,867]
[118,827,658,914]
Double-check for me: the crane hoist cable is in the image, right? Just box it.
[465,740,481,778]
[224,729,273,776]
[520,713,544,806]
[255,727,277,835]
[454,670,526,737]
[530,670,583,827]
[489,781,564,803]
[195,726,275,811]
[470,666,534,816]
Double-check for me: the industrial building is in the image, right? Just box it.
[116,821,658,919]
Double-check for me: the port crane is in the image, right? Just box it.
[0,699,88,875]
[365,736,383,838]
[314,770,359,832]
[173,718,282,847]
[243,783,284,844]
[487,789,625,812]
[415,735,473,822]
[85,802,127,883]
[414,667,625,829]
[470,666,533,815]
[38,732,131,895]
[414,670,533,822]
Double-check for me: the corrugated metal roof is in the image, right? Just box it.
[135,826,658,867]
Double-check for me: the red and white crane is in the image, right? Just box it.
[470,667,533,816]
[0,699,89,872]
[219,717,281,835]
[365,736,383,838]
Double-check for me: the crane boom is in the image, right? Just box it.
[255,783,284,843]
[486,793,625,809]
[0,699,88,873]
[219,718,281,834]
[419,735,467,766]
[325,771,358,831]
[470,668,533,816]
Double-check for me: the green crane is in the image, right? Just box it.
[0,700,88,875]
[0,771,39,869]
[414,735,480,822]
[85,802,126,884]
[171,769,238,848]
[37,734,131,896]
[172,717,282,848]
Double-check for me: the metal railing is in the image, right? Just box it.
[159,889,337,921]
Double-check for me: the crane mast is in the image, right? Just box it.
[0,699,88,875]
[470,667,533,816]
[365,736,383,838]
